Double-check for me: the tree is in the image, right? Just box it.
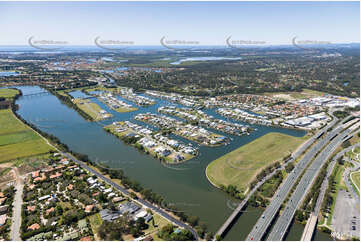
[55,204,63,216]
[130,192,137,199]
[186,215,199,227]
[97,192,108,203]
[205,232,214,241]
[285,162,295,173]
[136,217,148,231]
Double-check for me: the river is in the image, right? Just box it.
[14,86,331,240]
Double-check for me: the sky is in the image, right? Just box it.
[0,1,359,46]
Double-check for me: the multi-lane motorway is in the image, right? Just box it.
[267,121,359,240]
[214,113,339,239]
[246,116,358,241]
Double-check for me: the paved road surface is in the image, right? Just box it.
[61,152,199,240]
[332,189,359,239]
[267,121,357,240]
[300,143,359,241]
[214,116,339,239]
[16,110,199,240]
[9,168,24,241]
[247,116,353,241]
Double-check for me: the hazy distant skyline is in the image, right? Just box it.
[0,1,359,46]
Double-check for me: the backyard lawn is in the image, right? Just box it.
[206,132,306,190]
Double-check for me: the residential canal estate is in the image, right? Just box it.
[14,86,332,240]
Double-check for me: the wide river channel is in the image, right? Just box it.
[14,86,331,241]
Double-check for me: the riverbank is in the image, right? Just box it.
[206,132,307,191]
[135,112,229,147]
[73,98,112,121]
[104,121,197,164]
[13,85,309,239]
[0,90,54,163]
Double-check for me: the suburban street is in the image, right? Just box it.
[60,152,200,240]
[9,168,24,241]
[17,109,199,240]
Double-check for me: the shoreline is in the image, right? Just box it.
[104,125,197,165]
[204,131,309,192]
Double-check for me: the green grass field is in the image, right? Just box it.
[351,171,360,191]
[0,88,19,99]
[263,89,326,101]
[0,109,54,163]
[114,106,138,113]
[73,98,112,121]
[206,132,306,190]
[326,164,345,226]
[88,213,102,240]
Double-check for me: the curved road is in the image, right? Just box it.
[267,124,357,240]
[247,116,354,241]
[214,113,339,239]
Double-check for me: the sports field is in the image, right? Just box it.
[206,132,306,190]
[0,109,54,163]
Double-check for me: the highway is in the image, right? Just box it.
[300,143,360,241]
[214,113,339,239]
[246,116,354,241]
[267,121,359,240]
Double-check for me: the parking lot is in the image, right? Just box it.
[332,189,360,239]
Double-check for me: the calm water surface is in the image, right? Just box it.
[14,86,330,240]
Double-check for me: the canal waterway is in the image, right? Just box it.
[14,85,330,240]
